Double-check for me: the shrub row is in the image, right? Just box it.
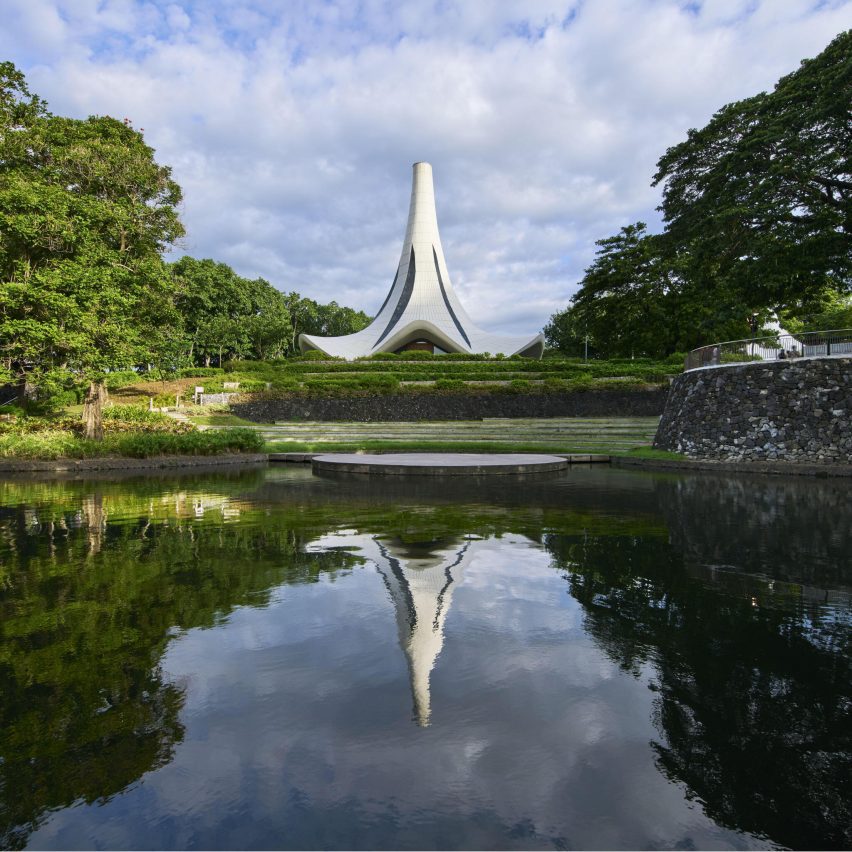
[110,429,264,457]
[220,362,675,383]
[195,378,270,394]
[1,405,192,436]
[297,369,670,382]
[0,428,263,459]
[302,375,401,391]
[103,404,177,424]
[224,353,682,371]
[248,375,654,399]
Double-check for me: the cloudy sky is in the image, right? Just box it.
[2,1,849,335]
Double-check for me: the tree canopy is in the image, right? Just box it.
[0,62,183,407]
[0,63,371,431]
[654,28,851,310]
[548,30,852,357]
[169,258,371,365]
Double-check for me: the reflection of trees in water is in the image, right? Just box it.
[0,496,358,850]
[654,473,852,588]
[2,468,850,849]
[546,533,851,850]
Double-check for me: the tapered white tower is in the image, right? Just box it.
[299,162,544,359]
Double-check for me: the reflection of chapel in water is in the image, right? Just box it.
[308,532,477,726]
[374,536,477,726]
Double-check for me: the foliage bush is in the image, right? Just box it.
[434,378,465,390]
[103,370,142,389]
[296,350,339,361]
[0,428,263,459]
[103,404,172,423]
[176,367,224,378]
[722,352,763,363]
[239,380,270,392]
[48,388,82,407]
[392,350,435,360]
[199,379,268,394]
[0,415,51,434]
[263,357,677,379]
[563,373,594,389]
[301,374,401,394]
[222,360,270,372]
[154,355,676,402]
[113,428,264,457]
[100,405,193,433]
[0,406,194,437]
[359,374,400,388]
[0,431,84,459]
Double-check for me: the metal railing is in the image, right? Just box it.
[685,329,852,371]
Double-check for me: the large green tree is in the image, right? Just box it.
[314,300,371,339]
[547,224,752,358]
[0,63,184,436]
[280,292,370,356]
[560,224,681,357]
[653,28,851,311]
[170,257,253,364]
[170,259,300,362]
[549,31,851,357]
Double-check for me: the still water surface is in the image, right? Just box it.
[1,465,849,850]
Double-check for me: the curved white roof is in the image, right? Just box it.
[300,162,544,359]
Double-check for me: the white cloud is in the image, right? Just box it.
[1,0,849,334]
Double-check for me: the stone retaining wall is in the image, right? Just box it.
[654,357,851,462]
[199,392,239,405]
[232,388,667,422]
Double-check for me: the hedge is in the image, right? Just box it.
[0,428,264,459]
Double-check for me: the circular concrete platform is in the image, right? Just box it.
[311,453,568,476]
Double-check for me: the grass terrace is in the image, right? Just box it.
[2,355,678,461]
[258,417,661,454]
[105,352,682,405]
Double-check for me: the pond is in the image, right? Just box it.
[1,465,849,850]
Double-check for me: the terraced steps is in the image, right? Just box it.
[254,417,660,451]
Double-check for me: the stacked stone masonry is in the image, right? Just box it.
[654,357,852,462]
[233,388,667,423]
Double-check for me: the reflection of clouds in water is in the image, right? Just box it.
[29,533,765,851]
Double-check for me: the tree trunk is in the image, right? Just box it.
[82,381,108,440]
[17,377,37,406]
[204,354,211,367]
